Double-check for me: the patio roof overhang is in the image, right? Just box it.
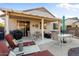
[0,8,61,40]
[0,8,61,22]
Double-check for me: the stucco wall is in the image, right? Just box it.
[75,22,79,27]
[30,19,41,34]
[8,18,18,31]
[65,19,79,28]
[8,18,55,34]
[29,20,57,34]
[65,19,77,25]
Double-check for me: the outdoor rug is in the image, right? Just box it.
[22,50,53,56]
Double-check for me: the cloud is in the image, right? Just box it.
[56,3,79,12]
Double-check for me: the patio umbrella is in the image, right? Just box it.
[62,16,66,43]
[62,16,66,34]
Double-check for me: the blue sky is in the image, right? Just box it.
[0,3,79,19]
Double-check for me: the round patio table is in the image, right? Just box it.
[58,34,72,43]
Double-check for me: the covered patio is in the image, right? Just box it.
[0,8,62,56]
[1,7,79,56]
[0,8,61,41]
[0,8,79,56]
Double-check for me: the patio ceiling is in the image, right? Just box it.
[0,8,61,22]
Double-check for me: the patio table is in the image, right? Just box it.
[58,34,72,43]
[13,45,40,56]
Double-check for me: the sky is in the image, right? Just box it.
[0,3,79,23]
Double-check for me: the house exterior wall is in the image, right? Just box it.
[65,19,77,26]
[30,19,41,34]
[65,19,79,28]
[75,22,79,27]
[8,18,18,31]
[8,18,55,34]
[0,8,60,35]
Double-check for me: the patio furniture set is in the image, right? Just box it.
[0,40,53,56]
[0,29,78,56]
[33,30,73,44]
[0,33,78,56]
[28,31,51,41]
[32,31,42,41]
[0,30,54,56]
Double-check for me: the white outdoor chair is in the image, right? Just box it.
[27,31,33,40]
[32,31,42,41]
[51,31,61,44]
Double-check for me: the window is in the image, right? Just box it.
[53,23,58,30]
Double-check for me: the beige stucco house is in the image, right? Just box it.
[0,7,61,39]
[65,17,79,28]
[73,21,79,27]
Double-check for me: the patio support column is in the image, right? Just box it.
[41,18,44,40]
[17,21,19,29]
[5,11,9,35]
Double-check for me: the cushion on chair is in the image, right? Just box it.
[23,41,35,46]
[5,34,17,49]
[0,41,10,56]
[5,34,35,49]
[17,41,35,47]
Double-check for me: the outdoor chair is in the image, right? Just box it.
[68,47,79,56]
[0,41,54,56]
[51,31,59,41]
[5,34,35,49]
[32,31,42,41]
[44,33,51,38]
[27,31,35,40]
[0,41,10,56]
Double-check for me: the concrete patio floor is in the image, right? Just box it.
[5,37,79,56]
[20,37,79,56]
[37,37,79,56]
